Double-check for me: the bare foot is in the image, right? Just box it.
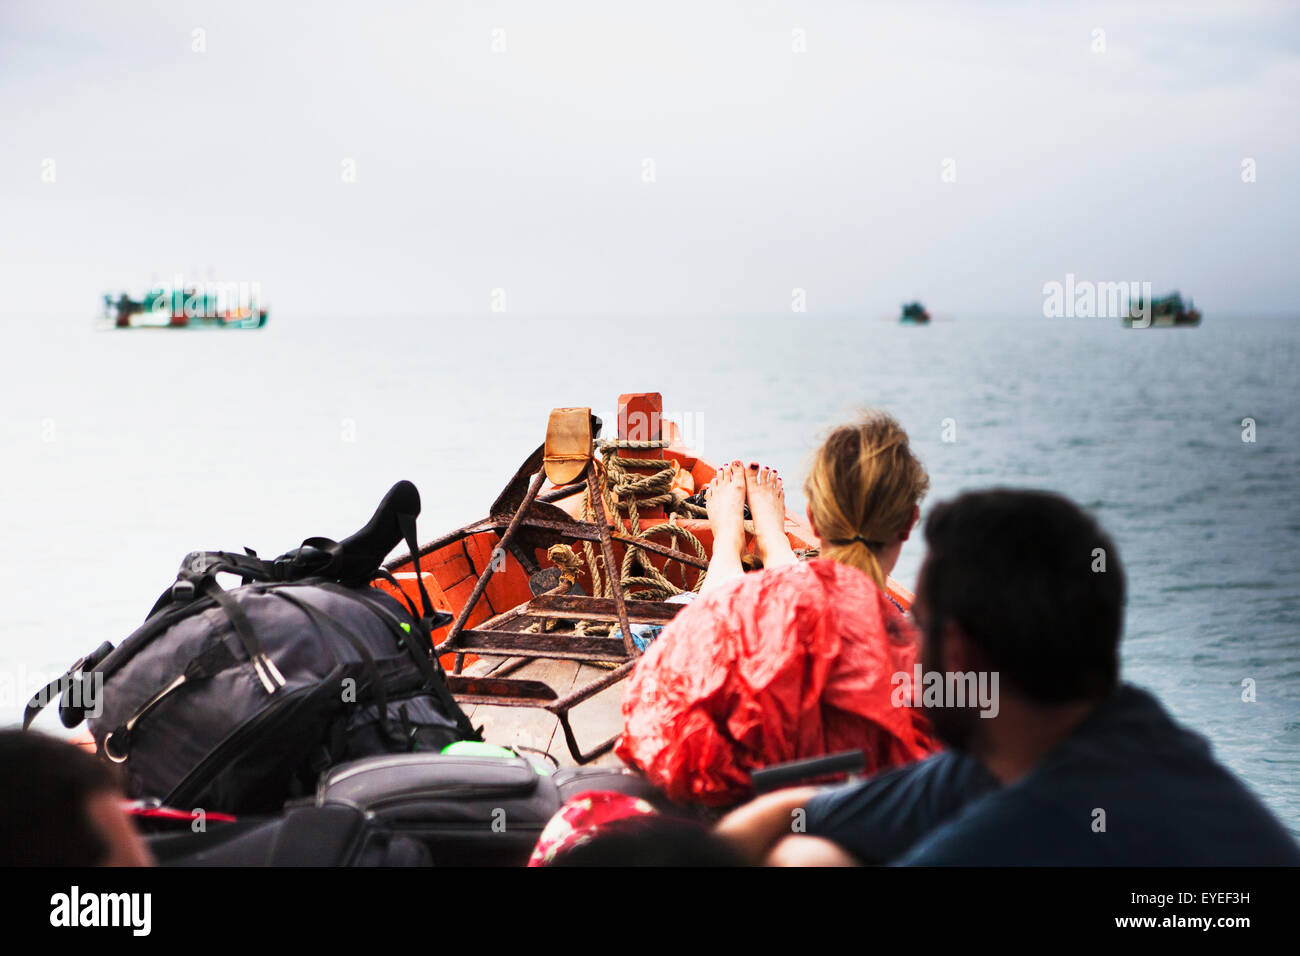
[745,463,798,570]
[700,461,748,593]
[706,461,747,554]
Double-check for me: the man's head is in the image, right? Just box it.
[913,489,1125,749]
[0,730,153,866]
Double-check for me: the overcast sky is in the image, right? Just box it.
[1,0,1297,319]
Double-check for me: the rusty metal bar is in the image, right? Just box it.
[546,660,637,712]
[435,581,571,656]
[382,516,498,572]
[587,468,637,657]
[453,629,628,662]
[547,659,638,764]
[506,540,540,576]
[444,467,548,673]
[521,594,684,625]
[486,657,531,679]
[538,483,585,505]
[555,719,619,765]
[508,515,709,571]
[391,513,709,573]
[609,529,708,571]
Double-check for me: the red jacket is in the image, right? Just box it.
[617,559,939,806]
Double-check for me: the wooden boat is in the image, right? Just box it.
[900,302,931,324]
[103,289,269,329]
[378,391,915,768]
[1123,291,1200,327]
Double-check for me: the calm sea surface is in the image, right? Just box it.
[2,312,1297,833]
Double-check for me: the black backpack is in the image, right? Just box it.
[23,481,480,815]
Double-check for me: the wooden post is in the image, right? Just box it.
[616,392,665,520]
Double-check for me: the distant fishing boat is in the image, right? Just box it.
[1123,291,1200,328]
[900,302,931,325]
[102,286,269,329]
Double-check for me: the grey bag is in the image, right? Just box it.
[94,581,472,813]
[316,753,562,866]
[25,482,480,815]
[315,753,669,866]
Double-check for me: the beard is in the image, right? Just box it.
[919,621,983,752]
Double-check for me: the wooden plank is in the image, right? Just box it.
[522,594,683,624]
[452,628,628,662]
[447,675,558,703]
[465,601,532,634]
[468,658,582,758]
[558,661,630,768]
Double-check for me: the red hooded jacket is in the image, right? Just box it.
[617,559,938,806]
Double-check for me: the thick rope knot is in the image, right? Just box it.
[578,439,709,609]
[546,544,585,584]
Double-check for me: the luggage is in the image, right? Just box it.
[150,805,431,867]
[315,752,664,866]
[23,481,480,815]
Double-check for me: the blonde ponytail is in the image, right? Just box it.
[803,411,929,588]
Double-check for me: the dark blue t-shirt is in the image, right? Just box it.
[805,683,1300,866]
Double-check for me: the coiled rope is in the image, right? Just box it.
[570,439,709,633]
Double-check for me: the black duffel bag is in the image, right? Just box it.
[150,805,432,867]
[23,481,480,815]
[314,752,669,866]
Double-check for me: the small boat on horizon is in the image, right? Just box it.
[1123,291,1200,328]
[900,302,931,324]
[102,286,269,330]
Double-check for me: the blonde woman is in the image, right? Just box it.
[618,412,938,807]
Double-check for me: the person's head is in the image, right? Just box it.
[914,489,1126,749]
[0,730,154,866]
[803,411,929,588]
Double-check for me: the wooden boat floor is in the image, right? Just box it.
[459,655,626,768]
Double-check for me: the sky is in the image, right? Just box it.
[1,0,1297,319]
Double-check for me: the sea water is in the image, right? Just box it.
[2,311,1296,834]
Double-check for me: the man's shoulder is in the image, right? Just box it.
[895,685,1300,866]
[897,778,1300,866]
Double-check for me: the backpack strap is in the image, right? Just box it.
[197,576,285,695]
[391,512,481,742]
[272,588,399,746]
[327,582,481,743]
[371,568,451,631]
[145,551,279,620]
[21,641,115,731]
[395,511,441,631]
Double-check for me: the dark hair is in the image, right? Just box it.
[548,817,746,867]
[0,730,124,866]
[920,489,1125,703]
